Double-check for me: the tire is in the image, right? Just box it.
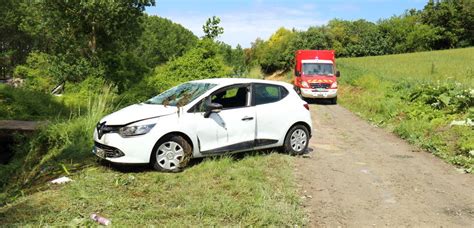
[283,124,310,155]
[151,135,192,172]
[330,97,337,105]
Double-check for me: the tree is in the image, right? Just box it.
[420,0,474,48]
[135,15,198,68]
[258,27,295,73]
[19,0,155,90]
[148,39,231,94]
[202,16,224,40]
[379,14,439,53]
[328,19,388,57]
[0,0,32,78]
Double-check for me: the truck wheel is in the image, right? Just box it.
[330,97,337,105]
[283,124,309,155]
[151,135,192,172]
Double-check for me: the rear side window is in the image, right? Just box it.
[253,84,288,105]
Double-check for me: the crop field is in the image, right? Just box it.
[337,47,474,171]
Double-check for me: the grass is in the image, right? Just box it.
[337,47,474,172]
[0,153,304,226]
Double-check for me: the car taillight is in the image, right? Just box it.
[304,104,309,110]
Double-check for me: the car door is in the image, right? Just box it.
[252,83,289,147]
[192,84,256,154]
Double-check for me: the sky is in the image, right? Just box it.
[146,0,427,48]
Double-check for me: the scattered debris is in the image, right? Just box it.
[301,194,313,199]
[455,168,468,174]
[51,81,65,96]
[450,119,473,127]
[90,213,111,226]
[5,78,24,88]
[360,169,369,174]
[50,176,73,184]
[302,154,311,158]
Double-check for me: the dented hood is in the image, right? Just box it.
[100,103,178,125]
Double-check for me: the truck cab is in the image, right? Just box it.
[293,50,340,104]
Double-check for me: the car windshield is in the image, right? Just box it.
[144,82,216,107]
[302,63,334,76]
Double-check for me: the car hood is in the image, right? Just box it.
[100,103,178,125]
[304,75,336,84]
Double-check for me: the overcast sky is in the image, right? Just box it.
[145,0,427,48]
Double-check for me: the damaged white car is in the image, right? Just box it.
[93,78,312,171]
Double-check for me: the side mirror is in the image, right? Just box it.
[204,102,223,118]
[336,71,341,77]
[295,70,301,77]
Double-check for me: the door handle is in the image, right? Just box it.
[241,116,254,121]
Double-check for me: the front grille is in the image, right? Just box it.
[94,141,124,158]
[310,83,330,89]
[96,121,121,139]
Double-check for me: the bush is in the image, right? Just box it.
[13,52,55,93]
[408,82,474,114]
[0,84,69,120]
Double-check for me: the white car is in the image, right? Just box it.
[93,78,312,171]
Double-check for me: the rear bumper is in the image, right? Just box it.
[301,88,337,98]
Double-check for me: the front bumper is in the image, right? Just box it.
[301,88,337,99]
[92,129,157,164]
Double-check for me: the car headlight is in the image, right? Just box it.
[301,81,309,88]
[330,81,338,89]
[119,124,156,137]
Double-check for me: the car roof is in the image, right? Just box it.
[190,78,292,88]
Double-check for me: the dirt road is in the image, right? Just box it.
[295,104,474,227]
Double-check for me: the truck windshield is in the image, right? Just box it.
[302,63,334,76]
[144,82,216,106]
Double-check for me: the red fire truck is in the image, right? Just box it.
[293,50,340,104]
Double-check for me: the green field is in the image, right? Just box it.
[337,47,474,172]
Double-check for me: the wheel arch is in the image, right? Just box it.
[287,121,312,138]
[149,131,194,163]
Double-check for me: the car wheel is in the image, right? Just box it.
[151,135,192,172]
[283,125,309,155]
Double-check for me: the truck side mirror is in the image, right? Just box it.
[336,71,341,77]
[295,70,301,77]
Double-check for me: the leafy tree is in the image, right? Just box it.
[420,0,474,48]
[258,27,295,73]
[0,0,32,78]
[148,39,231,95]
[19,0,155,89]
[289,26,332,51]
[379,14,439,53]
[135,15,198,68]
[328,19,388,57]
[230,44,246,76]
[202,16,224,40]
